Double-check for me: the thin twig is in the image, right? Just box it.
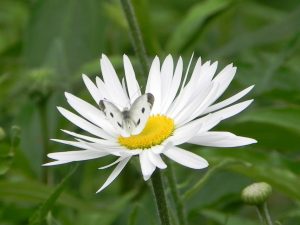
[120,0,149,76]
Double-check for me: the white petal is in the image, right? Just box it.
[82,74,102,104]
[161,57,183,113]
[96,157,131,193]
[195,114,223,133]
[61,129,107,143]
[188,131,257,147]
[123,55,141,102]
[212,64,236,101]
[166,54,194,117]
[164,146,208,169]
[64,92,116,134]
[42,160,71,166]
[57,107,114,140]
[81,142,127,156]
[95,77,111,101]
[168,59,218,120]
[146,56,161,114]
[169,118,205,145]
[147,151,167,169]
[59,131,119,148]
[139,151,156,180]
[180,53,194,91]
[51,138,118,151]
[167,57,202,117]
[189,82,220,119]
[47,149,109,161]
[188,100,253,134]
[195,61,218,91]
[175,82,219,125]
[121,77,128,97]
[203,85,254,114]
[100,54,130,108]
[206,100,253,121]
[151,141,173,154]
[51,139,89,149]
[160,55,173,106]
[120,149,143,156]
[98,156,126,169]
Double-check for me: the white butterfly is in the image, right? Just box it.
[99,93,154,137]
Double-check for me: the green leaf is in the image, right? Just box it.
[219,120,300,153]
[213,5,300,57]
[256,35,300,94]
[0,179,132,213]
[166,0,232,52]
[0,126,19,176]
[183,159,249,200]
[200,149,300,201]
[23,0,107,74]
[201,209,259,225]
[29,164,79,225]
[132,0,162,54]
[238,107,300,134]
[16,102,44,176]
[0,0,28,54]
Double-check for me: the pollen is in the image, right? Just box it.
[118,115,174,150]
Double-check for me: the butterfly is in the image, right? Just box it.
[99,93,154,137]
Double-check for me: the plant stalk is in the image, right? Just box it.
[120,1,171,224]
[151,170,171,225]
[166,163,188,225]
[256,203,274,225]
[120,0,149,76]
[38,101,50,184]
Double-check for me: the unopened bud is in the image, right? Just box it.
[27,68,55,103]
[241,182,272,205]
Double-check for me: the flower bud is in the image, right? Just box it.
[27,68,55,103]
[241,182,272,205]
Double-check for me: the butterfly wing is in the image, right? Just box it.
[99,100,126,135]
[129,93,154,135]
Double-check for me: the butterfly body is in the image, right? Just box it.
[99,93,154,137]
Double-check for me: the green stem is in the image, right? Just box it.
[256,203,274,225]
[120,1,171,224]
[151,170,171,225]
[256,206,266,225]
[120,0,149,76]
[183,159,237,200]
[166,163,188,225]
[38,101,51,184]
[263,203,274,225]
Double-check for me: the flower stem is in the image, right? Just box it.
[120,1,172,224]
[120,0,149,75]
[151,170,171,225]
[263,203,274,225]
[166,163,188,225]
[38,101,51,184]
[256,203,274,225]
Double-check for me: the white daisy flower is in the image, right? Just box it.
[44,54,256,193]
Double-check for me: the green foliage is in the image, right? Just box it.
[29,164,79,225]
[166,0,232,52]
[1,0,300,224]
[0,144,13,176]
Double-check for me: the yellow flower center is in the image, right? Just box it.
[118,115,174,150]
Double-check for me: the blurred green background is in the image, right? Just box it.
[1,0,300,224]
